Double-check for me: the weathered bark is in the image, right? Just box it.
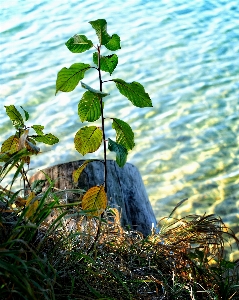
[30,160,157,236]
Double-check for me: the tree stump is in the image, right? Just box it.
[30,160,157,236]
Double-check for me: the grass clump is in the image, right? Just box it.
[1,172,238,299]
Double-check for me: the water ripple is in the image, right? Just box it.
[1,1,239,249]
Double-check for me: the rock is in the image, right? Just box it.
[30,160,157,236]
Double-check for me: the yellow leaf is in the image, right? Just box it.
[72,159,95,183]
[1,135,19,154]
[82,185,107,217]
[14,198,27,207]
[25,192,38,218]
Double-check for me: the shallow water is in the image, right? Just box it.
[1,0,239,257]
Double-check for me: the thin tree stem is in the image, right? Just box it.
[97,45,108,194]
[21,167,32,197]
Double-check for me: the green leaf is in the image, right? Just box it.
[81,81,109,97]
[32,134,59,145]
[105,34,121,51]
[65,34,93,53]
[82,185,107,216]
[89,19,110,45]
[108,138,128,167]
[112,118,135,150]
[93,53,118,75]
[1,135,19,154]
[112,79,153,108]
[78,91,101,122]
[74,126,102,156]
[31,125,44,136]
[20,106,30,121]
[56,63,91,94]
[4,105,24,129]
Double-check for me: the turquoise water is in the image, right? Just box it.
[1,0,239,255]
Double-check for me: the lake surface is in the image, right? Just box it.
[1,0,239,257]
